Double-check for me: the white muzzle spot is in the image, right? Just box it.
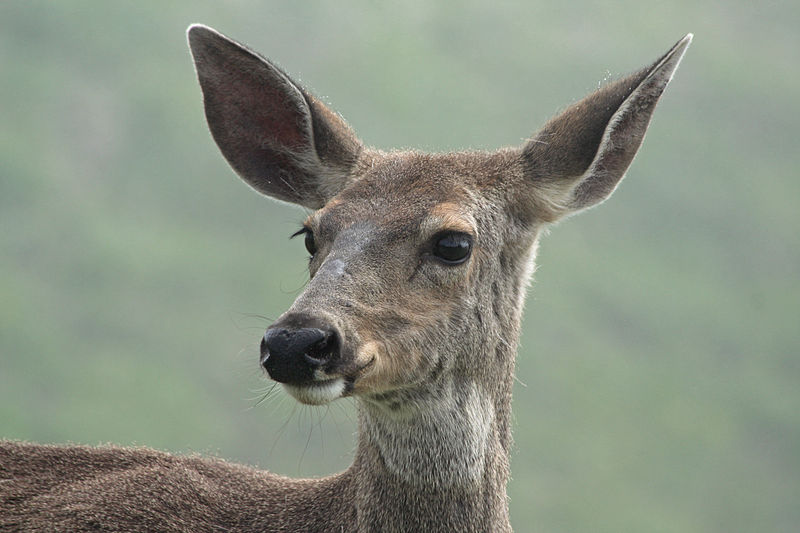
[283,378,346,405]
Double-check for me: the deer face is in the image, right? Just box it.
[261,151,537,406]
[188,25,691,406]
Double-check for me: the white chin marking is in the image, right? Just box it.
[283,378,345,405]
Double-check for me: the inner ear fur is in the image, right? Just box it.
[187,24,361,209]
[521,34,692,219]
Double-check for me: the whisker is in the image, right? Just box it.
[300,406,315,471]
[280,277,309,296]
[249,382,280,408]
[269,400,297,460]
[317,405,331,458]
[229,311,275,337]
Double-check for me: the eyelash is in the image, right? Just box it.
[290,227,309,239]
[291,227,317,256]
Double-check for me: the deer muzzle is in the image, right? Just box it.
[260,316,350,405]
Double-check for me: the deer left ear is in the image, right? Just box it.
[187,24,362,209]
[521,34,692,220]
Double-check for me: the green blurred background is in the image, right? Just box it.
[1,1,798,531]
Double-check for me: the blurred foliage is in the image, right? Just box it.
[1,1,798,532]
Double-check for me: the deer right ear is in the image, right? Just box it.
[520,34,692,221]
[187,24,362,209]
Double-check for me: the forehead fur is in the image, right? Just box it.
[313,150,522,234]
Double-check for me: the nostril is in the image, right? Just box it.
[259,331,276,366]
[304,330,338,365]
[260,333,269,364]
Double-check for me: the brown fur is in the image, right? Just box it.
[0,25,692,532]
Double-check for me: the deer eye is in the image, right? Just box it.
[291,227,317,256]
[432,232,472,265]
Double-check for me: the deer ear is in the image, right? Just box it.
[521,34,692,220]
[187,24,362,209]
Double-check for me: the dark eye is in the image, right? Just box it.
[432,232,472,265]
[304,231,317,256]
[291,227,317,256]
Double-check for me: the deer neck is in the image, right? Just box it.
[351,367,515,531]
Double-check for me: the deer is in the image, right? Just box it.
[0,25,691,532]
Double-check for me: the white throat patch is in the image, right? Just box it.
[362,380,495,489]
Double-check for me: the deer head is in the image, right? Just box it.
[188,26,691,416]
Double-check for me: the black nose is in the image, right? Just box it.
[260,326,338,384]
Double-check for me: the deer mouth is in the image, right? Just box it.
[280,353,376,405]
[282,378,346,405]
